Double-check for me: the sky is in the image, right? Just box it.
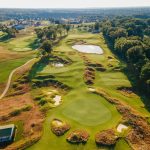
[0,0,150,8]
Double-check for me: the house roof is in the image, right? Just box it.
[0,124,15,142]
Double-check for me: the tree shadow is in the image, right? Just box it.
[103,37,150,112]
[123,66,150,112]
[28,38,40,50]
[28,56,49,80]
[0,35,10,42]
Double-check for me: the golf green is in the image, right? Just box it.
[62,97,112,126]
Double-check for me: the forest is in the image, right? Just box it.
[101,17,150,96]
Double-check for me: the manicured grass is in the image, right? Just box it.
[28,30,150,150]
[0,28,37,86]
[62,95,112,126]
[0,56,33,84]
[28,31,122,150]
[115,139,131,150]
[0,27,38,52]
[1,35,37,52]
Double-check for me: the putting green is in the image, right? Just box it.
[62,93,112,126]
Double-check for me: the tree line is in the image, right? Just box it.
[0,24,18,39]
[35,24,71,56]
[101,17,150,96]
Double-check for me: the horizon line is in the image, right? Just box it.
[0,6,150,9]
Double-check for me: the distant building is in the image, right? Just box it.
[34,21,41,27]
[0,124,15,143]
[12,24,25,30]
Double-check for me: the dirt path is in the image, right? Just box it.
[0,58,36,99]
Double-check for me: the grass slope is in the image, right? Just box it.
[0,56,33,84]
[0,27,38,52]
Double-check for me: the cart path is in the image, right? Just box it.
[0,58,36,99]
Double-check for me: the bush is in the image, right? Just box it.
[22,105,32,111]
[10,109,21,116]
[38,99,47,106]
[67,130,89,144]
[95,129,118,146]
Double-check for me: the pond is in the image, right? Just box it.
[72,45,103,54]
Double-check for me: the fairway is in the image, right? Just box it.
[0,27,38,52]
[28,31,123,150]
[62,94,112,126]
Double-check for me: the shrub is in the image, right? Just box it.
[67,130,89,144]
[10,109,21,116]
[22,105,32,111]
[95,129,118,146]
[38,99,47,106]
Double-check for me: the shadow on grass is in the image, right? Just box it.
[104,36,150,112]
[0,35,10,42]
[96,144,115,150]
[28,56,49,80]
[28,38,40,50]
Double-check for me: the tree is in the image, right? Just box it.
[140,62,150,81]
[127,46,145,63]
[94,22,100,30]
[115,37,141,58]
[35,28,44,40]
[65,25,71,34]
[40,40,53,55]
[46,30,53,39]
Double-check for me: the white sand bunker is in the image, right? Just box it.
[88,88,95,92]
[72,45,103,54]
[53,95,62,106]
[53,119,63,126]
[52,63,64,67]
[14,47,32,51]
[117,124,128,132]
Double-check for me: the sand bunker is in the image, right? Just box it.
[53,119,63,126]
[52,63,64,67]
[53,95,61,106]
[117,124,128,132]
[88,88,96,92]
[72,45,103,54]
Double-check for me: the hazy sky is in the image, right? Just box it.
[0,0,150,8]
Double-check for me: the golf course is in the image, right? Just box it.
[0,27,150,150]
[26,30,149,150]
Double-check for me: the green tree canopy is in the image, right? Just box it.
[41,40,53,55]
